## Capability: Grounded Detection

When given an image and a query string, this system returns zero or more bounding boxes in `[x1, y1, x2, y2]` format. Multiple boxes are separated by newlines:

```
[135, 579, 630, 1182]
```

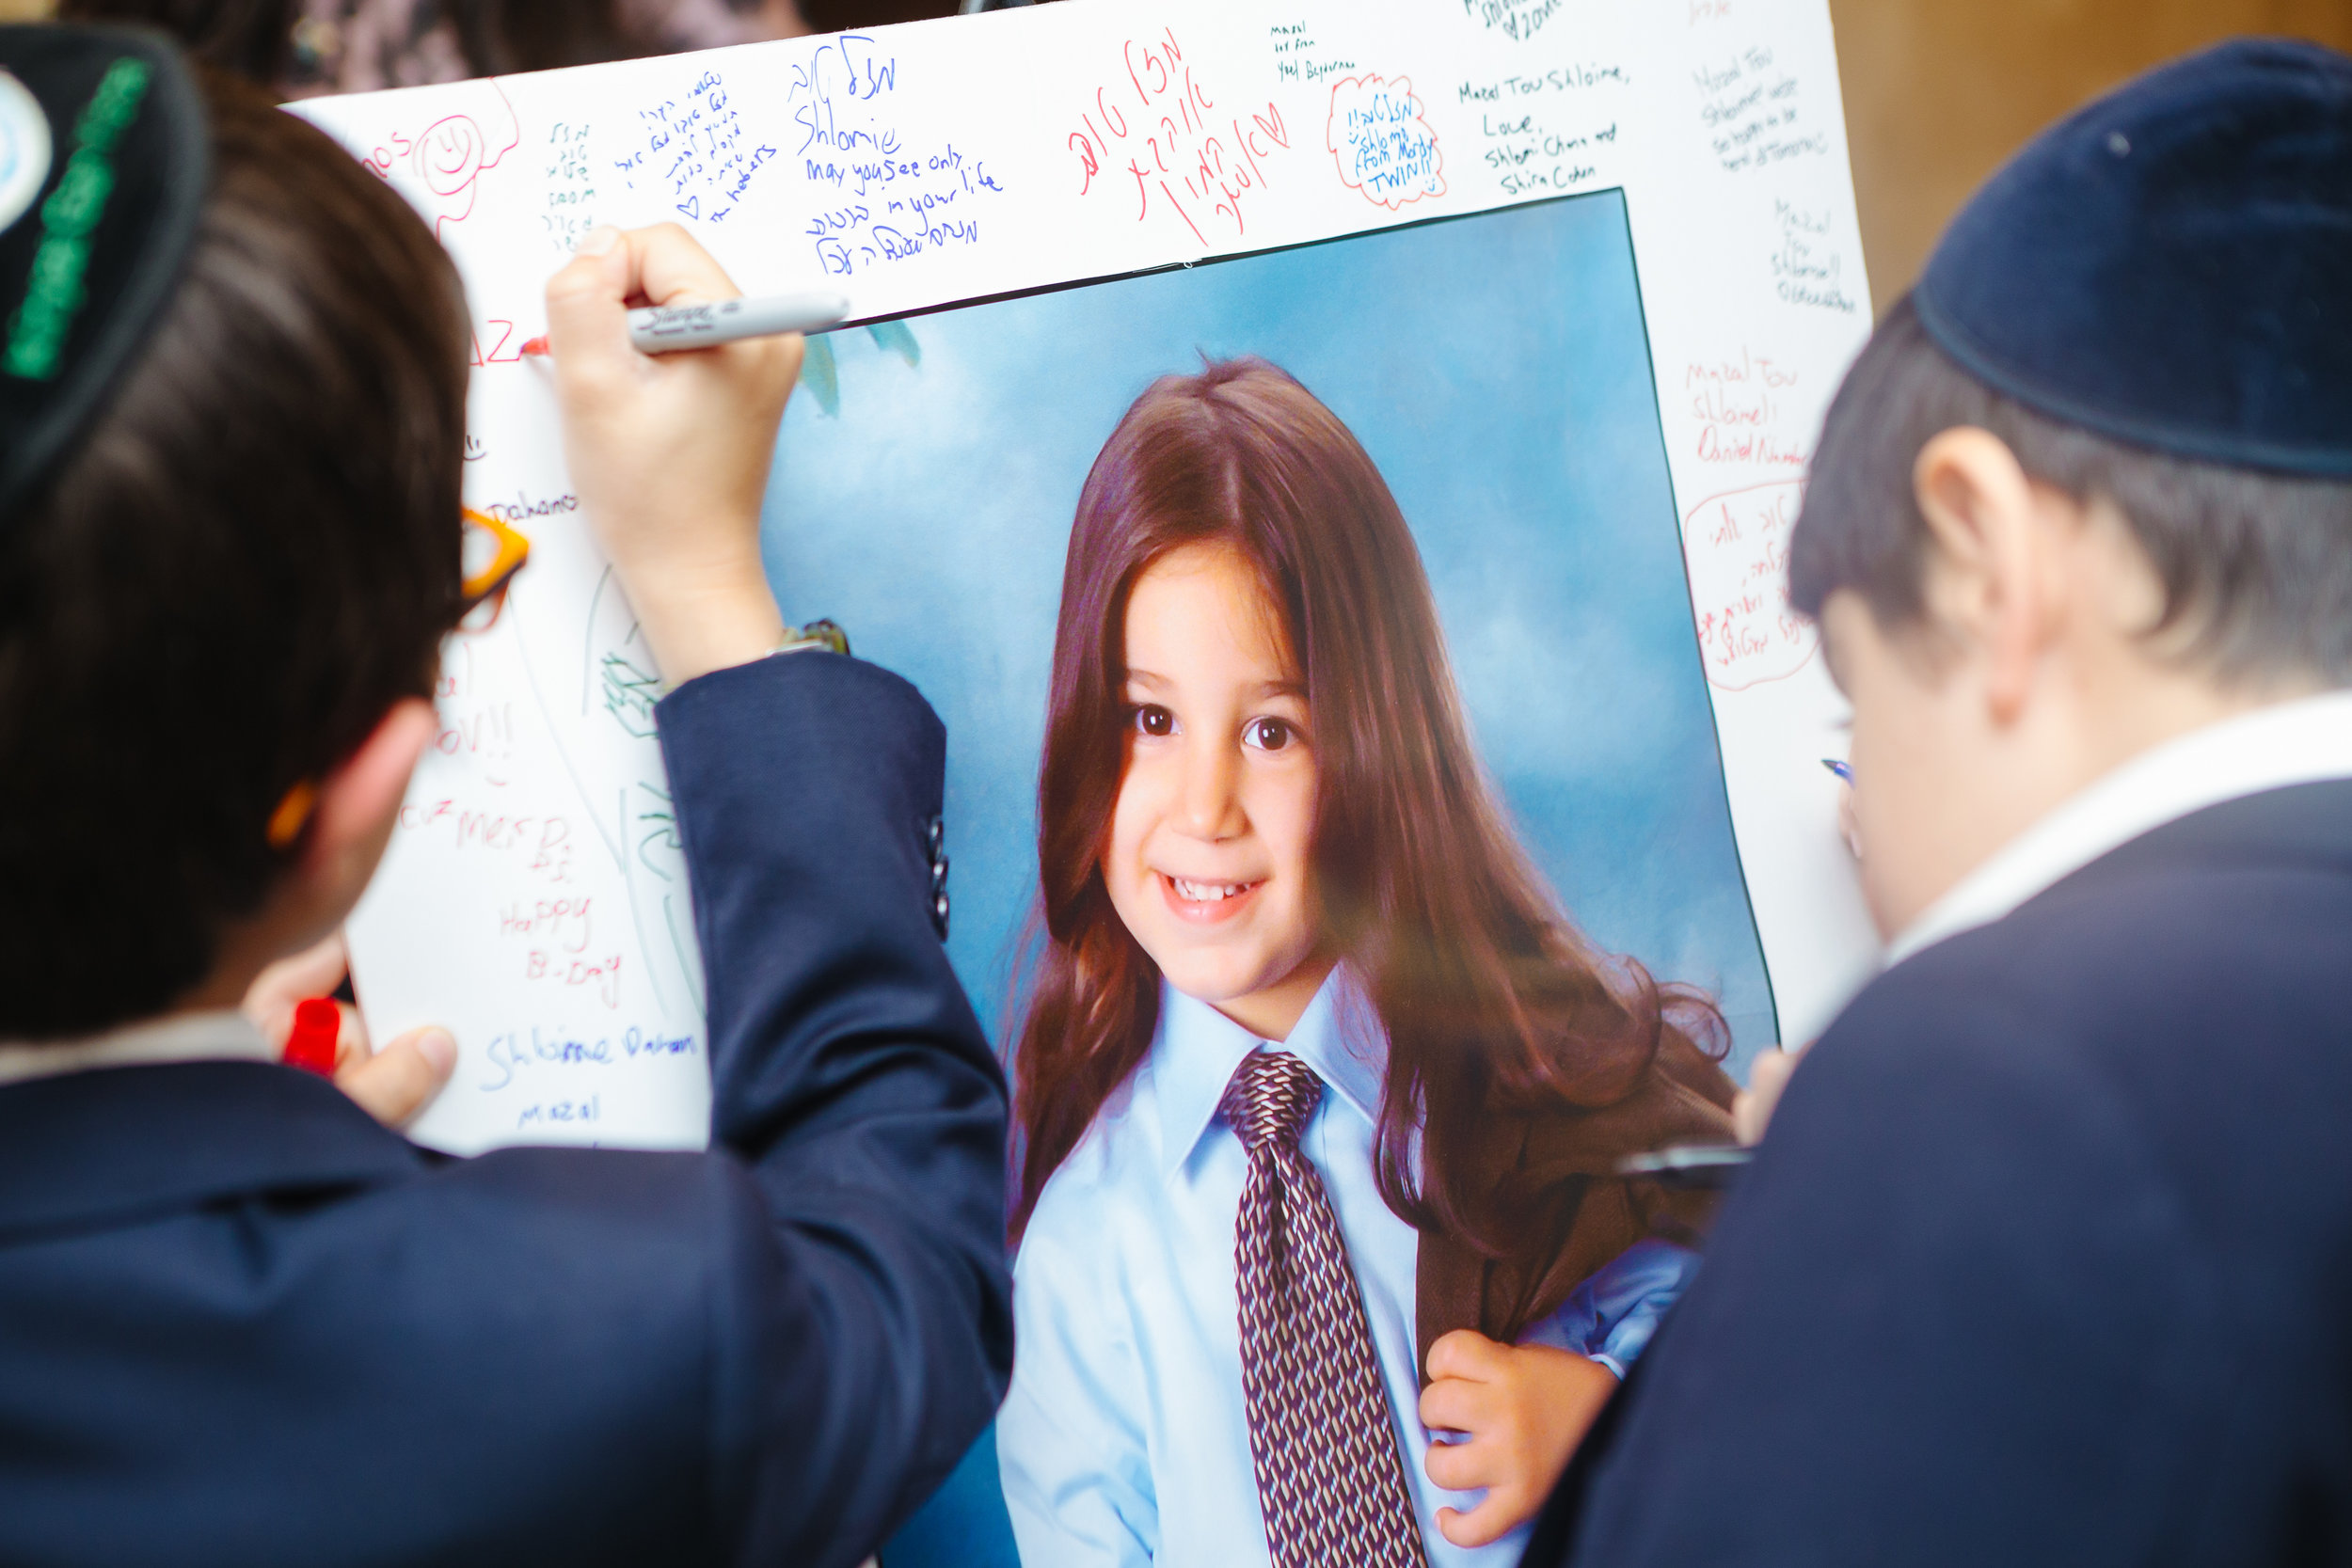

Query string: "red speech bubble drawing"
[1326, 74, 1444, 211]
[1683, 480, 1817, 689]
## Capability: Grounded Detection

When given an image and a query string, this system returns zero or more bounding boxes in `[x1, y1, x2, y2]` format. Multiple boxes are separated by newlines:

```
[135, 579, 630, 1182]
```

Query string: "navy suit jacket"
[0, 654, 1012, 1568]
[1526, 779, 2352, 1567]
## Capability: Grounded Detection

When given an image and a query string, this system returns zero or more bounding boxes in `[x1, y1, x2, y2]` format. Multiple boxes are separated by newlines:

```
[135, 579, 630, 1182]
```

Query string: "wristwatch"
[771, 618, 850, 658]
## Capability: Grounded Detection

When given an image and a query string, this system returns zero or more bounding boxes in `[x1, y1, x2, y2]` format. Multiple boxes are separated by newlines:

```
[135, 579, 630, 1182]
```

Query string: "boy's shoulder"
[0, 1063, 755, 1564]
[0, 1060, 745, 1343]
[1864, 780, 2352, 1096]
[1566, 787, 2352, 1567]
[1804, 782, 2352, 1259]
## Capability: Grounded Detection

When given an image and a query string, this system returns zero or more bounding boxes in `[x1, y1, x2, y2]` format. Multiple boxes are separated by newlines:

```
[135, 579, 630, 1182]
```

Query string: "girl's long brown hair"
[1011, 358, 1724, 1259]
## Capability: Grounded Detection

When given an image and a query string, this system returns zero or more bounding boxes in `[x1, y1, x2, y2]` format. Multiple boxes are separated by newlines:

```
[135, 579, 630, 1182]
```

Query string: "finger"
[1425, 1328, 1510, 1386]
[1737, 1046, 1805, 1145]
[630, 221, 746, 309]
[335, 1025, 456, 1130]
[1736, 1049, 1788, 1143]
[1422, 1431, 1498, 1494]
[762, 327, 806, 400]
[1419, 1375, 1495, 1436]
[1437, 1486, 1528, 1549]
[1731, 1086, 1763, 1147]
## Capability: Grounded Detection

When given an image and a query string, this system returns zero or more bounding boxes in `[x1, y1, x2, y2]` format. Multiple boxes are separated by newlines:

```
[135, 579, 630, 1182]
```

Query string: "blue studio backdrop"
[762, 187, 1774, 1065]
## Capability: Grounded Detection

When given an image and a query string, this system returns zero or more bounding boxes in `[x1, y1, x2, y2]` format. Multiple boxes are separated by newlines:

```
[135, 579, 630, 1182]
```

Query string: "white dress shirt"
[1889, 689, 2352, 964]
[0, 1009, 273, 1086]
[998, 969, 1692, 1568]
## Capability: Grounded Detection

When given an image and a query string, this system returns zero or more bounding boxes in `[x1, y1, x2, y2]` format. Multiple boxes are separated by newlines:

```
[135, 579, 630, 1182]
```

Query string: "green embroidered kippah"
[0, 25, 208, 522]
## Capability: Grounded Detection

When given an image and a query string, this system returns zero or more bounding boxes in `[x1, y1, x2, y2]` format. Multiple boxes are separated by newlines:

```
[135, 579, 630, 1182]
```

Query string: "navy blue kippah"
[1915, 38, 2352, 477]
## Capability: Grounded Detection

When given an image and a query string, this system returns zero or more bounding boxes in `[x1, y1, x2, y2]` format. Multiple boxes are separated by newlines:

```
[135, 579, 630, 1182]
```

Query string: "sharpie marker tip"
[518, 335, 551, 357]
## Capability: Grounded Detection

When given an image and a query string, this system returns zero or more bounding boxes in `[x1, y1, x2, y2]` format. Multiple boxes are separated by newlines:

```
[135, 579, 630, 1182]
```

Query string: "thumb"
[335, 1025, 457, 1130]
[1437, 1490, 1524, 1550]
[544, 226, 636, 379]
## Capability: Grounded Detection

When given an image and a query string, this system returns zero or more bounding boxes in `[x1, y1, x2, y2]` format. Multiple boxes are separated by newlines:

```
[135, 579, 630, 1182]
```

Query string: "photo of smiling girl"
[996, 358, 1740, 1568]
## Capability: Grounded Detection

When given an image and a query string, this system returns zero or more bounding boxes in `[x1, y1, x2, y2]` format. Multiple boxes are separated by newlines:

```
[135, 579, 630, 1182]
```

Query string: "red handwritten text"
[1067, 28, 1292, 245]
[1682, 481, 1816, 689]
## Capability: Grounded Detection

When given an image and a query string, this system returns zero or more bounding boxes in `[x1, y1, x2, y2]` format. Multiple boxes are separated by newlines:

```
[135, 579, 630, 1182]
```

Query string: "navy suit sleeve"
[1547, 956, 2234, 1568]
[656, 653, 1011, 1568]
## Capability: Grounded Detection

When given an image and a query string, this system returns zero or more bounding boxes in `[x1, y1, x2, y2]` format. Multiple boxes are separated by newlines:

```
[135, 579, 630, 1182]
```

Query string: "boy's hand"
[1734, 1043, 1810, 1145]
[1419, 1330, 1619, 1547]
[544, 224, 797, 686]
[243, 932, 456, 1130]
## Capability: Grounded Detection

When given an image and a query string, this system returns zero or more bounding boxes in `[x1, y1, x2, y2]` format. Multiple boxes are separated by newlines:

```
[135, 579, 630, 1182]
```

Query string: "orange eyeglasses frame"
[458, 507, 531, 631]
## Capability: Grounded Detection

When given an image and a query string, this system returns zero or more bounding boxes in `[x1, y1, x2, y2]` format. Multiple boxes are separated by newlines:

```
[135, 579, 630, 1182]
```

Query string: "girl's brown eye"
[1243, 717, 1294, 752]
[1132, 704, 1176, 738]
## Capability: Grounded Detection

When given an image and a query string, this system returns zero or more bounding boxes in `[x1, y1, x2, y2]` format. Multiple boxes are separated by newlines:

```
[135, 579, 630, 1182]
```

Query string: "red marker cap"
[283, 998, 342, 1077]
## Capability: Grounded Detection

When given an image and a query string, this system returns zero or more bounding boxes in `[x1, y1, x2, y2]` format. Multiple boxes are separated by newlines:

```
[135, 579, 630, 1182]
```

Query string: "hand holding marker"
[1822, 758, 1863, 860]
[520, 291, 852, 356]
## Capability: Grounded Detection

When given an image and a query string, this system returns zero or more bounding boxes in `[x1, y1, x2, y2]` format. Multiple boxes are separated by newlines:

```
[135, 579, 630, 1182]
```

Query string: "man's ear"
[1911, 427, 2056, 725]
[293, 698, 436, 926]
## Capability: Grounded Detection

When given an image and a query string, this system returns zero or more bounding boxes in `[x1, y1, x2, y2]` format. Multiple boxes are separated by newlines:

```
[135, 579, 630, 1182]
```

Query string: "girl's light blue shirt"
[998, 970, 1695, 1568]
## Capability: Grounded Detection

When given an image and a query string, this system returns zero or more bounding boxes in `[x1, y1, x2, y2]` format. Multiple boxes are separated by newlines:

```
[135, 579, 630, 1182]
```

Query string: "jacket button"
[927, 815, 945, 856]
[930, 853, 949, 893]
[931, 891, 950, 940]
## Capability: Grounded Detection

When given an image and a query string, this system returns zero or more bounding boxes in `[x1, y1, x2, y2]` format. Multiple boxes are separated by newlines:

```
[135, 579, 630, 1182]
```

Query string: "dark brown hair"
[0, 71, 467, 1037]
[57, 0, 956, 91]
[57, 0, 638, 87]
[1011, 358, 1724, 1254]
[1790, 295, 2352, 684]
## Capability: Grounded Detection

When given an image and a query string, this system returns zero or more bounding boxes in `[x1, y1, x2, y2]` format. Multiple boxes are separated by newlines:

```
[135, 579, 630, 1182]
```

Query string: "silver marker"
[626, 292, 852, 353]
[520, 293, 852, 357]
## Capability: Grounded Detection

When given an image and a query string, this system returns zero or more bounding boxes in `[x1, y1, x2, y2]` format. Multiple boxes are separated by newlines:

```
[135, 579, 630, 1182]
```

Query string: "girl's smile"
[1157, 873, 1265, 923]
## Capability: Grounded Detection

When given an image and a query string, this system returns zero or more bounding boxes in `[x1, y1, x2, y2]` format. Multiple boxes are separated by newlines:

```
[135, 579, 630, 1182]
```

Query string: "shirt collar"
[0, 1008, 277, 1087]
[1888, 689, 2352, 965]
[1152, 967, 1389, 1180]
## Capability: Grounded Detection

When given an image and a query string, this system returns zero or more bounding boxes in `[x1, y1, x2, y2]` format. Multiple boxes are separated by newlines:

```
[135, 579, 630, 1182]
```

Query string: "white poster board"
[300, 0, 1878, 1155]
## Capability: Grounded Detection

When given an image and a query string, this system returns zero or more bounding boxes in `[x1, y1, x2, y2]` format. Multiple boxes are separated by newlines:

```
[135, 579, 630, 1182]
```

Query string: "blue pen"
[1821, 758, 1855, 784]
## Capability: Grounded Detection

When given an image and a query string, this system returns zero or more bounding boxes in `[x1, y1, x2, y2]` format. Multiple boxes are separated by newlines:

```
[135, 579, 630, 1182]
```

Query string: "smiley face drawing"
[418, 115, 486, 198]
[401, 84, 520, 237]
